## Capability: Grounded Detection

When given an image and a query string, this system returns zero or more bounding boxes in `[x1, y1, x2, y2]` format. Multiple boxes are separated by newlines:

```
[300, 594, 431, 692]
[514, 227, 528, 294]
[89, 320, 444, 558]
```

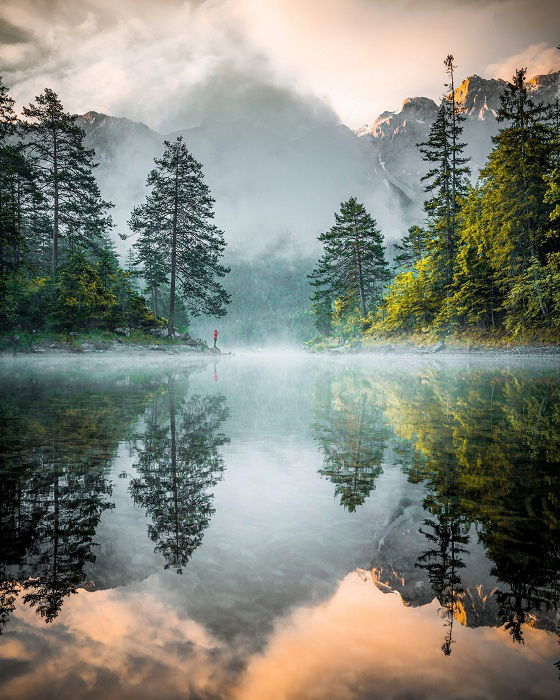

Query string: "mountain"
[358, 70, 560, 205]
[76, 69, 559, 263]
[77, 111, 404, 259]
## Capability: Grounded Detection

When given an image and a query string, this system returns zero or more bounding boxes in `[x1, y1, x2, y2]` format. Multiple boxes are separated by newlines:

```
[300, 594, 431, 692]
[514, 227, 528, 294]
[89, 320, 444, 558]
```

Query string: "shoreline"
[306, 341, 560, 358]
[0, 331, 223, 356]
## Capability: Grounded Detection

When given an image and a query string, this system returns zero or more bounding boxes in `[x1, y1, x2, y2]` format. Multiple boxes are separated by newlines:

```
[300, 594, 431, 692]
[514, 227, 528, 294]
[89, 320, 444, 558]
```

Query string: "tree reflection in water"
[314, 367, 560, 664]
[130, 376, 229, 574]
[0, 371, 157, 633]
[0, 368, 229, 633]
[312, 373, 389, 512]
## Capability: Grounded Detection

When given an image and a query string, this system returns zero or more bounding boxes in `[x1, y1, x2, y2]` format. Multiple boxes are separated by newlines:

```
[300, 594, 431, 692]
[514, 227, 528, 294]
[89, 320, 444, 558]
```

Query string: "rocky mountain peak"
[81, 110, 108, 123]
[527, 70, 560, 104]
[401, 96, 438, 119]
[453, 75, 506, 120]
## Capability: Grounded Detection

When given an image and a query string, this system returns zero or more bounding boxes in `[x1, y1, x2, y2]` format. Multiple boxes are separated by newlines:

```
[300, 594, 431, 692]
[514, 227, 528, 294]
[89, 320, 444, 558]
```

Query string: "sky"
[0, 0, 559, 132]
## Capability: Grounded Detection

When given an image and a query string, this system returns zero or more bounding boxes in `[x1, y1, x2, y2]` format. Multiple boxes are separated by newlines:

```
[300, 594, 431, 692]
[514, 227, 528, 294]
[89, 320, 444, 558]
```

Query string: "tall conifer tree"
[418, 55, 470, 295]
[131, 137, 230, 335]
[309, 197, 388, 320]
[478, 69, 556, 321]
[128, 198, 167, 322]
[23, 89, 113, 272]
[0, 77, 46, 276]
[393, 225, 428, 270]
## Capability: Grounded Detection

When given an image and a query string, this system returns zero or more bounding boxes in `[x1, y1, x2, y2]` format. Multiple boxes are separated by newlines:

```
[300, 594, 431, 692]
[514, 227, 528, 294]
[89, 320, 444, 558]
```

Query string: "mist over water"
[0, 352, 559, 699]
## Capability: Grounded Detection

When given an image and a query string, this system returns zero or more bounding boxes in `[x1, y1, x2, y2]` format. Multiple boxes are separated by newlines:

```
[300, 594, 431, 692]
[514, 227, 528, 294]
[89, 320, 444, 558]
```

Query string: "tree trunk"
[168, 153, 179, 336]
[52, 127, 59, 274]
[152, 285, 158, 322]
[354, 223, 367, 317]
[168, 377, 180, 569]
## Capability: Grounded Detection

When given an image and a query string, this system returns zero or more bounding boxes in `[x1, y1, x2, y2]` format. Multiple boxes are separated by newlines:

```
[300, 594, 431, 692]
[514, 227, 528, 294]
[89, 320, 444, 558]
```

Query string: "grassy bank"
[305, 329, 560, 354]
[0, 329, 210, 354]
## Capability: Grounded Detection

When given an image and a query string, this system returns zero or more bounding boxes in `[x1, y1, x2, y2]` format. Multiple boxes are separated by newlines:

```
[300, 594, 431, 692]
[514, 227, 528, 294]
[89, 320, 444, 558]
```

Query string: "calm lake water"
[1, 351, 559, 700]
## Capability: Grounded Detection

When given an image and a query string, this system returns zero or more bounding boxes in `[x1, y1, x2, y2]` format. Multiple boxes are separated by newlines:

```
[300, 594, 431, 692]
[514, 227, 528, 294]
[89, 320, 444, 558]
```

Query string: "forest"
[309, 57, 560, 346]
[0, 79, 229, 345]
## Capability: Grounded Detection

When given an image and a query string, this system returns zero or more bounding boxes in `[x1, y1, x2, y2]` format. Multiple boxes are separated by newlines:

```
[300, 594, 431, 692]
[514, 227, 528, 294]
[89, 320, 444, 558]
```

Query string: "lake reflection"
[0, 353, 559, 699]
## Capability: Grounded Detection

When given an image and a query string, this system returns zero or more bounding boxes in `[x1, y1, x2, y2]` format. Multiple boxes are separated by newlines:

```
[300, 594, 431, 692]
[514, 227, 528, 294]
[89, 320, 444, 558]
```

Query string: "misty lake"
[0, 352, 559, 699]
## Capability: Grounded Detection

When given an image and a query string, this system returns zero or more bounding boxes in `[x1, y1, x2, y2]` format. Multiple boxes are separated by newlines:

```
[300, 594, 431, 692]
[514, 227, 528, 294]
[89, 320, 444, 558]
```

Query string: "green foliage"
[3, 249, 152, 332]
[370, 65, 560, 341]
[130, 136, 230, 335]
[393, 225, 428, 270]
[378, 257, 439, 333]
[418, 56, 470, 293]
[309, 197, 389, 339]
[23, 87, 113, 272]
[312, 372, 389, 512]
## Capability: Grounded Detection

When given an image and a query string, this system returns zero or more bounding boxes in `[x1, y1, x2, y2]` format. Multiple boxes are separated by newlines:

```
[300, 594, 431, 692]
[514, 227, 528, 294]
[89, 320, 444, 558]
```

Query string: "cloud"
[234, 572, 559, 699]
[0, 0, 558, 130]
[486, 41, 560, 81]
[2, 571, 558, 699]
[0, 17, 31, 44]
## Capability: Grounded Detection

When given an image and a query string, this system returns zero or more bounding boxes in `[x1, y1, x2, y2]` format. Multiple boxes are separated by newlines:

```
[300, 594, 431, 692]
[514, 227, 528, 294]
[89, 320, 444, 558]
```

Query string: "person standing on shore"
[213, 329, 218, 348]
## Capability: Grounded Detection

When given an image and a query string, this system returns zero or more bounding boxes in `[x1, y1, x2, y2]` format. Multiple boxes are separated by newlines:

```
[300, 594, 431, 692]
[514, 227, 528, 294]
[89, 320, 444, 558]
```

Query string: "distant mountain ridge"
[76, 69, 559, 255]
[358, 69, 560, 204]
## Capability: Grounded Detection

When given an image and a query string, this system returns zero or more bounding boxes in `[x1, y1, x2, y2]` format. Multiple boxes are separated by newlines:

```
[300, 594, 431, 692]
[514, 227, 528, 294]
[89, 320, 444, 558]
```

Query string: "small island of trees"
[0, 79, 229, 347]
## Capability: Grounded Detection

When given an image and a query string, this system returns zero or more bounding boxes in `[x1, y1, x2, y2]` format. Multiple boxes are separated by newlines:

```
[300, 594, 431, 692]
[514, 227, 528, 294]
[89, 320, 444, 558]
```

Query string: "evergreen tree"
[131, 137, 230, 335]
[312, 374, 389, 512]
[23, 88, 113, 272]
[477, 68, 557, 323]
[418, 55, 470, 294]
[310, 290, 333, 337]
[0, 76, 46, 277]
[393, 225, 428, 270]
[131, 380, 229, 573]
[444, 186, 500, 328]
[309, 197, 388, 322]
[128, 198, 167, 322]
[417, 492, 470, 656]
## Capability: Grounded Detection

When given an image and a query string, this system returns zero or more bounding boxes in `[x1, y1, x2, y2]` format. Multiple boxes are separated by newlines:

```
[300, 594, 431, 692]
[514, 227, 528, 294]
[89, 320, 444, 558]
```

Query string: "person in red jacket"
[213, 329, 218, 348]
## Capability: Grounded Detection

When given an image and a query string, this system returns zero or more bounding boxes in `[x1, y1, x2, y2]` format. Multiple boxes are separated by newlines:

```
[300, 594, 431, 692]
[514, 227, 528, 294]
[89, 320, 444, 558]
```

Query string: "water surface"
[0, 352, 559, 699]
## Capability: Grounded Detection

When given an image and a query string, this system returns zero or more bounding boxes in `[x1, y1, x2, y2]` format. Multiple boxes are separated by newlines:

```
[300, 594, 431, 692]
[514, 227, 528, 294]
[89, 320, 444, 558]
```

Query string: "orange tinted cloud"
[2, 571, 558, 699]
[234, 572, 559, 700]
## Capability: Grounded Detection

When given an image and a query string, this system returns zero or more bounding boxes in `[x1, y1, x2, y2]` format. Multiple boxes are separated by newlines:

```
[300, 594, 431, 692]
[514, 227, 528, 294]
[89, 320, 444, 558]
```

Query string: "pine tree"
[131, 137, 230, 335]
[131, 381, 229, 573]
[418, 55, 470, 294]
[479, 68, 556, 322]
[0, 75, 16, 139]
[0, 76, 46, 276]
[393, 225, 428, 270]
[444, 186, 500, 329]
[128, 198, 167, 322]
[309, 197, 388, 322]
[312, 375, 389, 512]
[23, 89, 113, 272]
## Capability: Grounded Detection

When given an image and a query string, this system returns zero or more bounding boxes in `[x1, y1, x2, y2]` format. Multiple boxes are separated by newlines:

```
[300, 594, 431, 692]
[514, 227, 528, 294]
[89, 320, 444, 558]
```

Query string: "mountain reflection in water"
[0, 353, 559, 699]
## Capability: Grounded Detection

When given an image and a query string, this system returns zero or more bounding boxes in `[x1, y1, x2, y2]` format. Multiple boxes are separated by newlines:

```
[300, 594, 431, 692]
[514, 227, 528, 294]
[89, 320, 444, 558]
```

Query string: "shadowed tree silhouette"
[0, 369, 160, 630]
[416, 493, 470, 656]
[131, 377, 229, 573]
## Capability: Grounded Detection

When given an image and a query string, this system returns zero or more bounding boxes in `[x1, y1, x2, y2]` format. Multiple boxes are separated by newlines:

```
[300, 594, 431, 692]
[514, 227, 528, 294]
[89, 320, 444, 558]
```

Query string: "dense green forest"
[0, 78, 228, 339]
[310, 59, 560, 345]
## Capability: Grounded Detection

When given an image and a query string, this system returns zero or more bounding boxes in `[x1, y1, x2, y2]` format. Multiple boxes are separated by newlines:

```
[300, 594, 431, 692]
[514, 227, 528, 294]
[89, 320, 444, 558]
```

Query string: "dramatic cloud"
[487, 41, 560, 81]
[3, 572, 558, 698]
[0, 0, 558, 130]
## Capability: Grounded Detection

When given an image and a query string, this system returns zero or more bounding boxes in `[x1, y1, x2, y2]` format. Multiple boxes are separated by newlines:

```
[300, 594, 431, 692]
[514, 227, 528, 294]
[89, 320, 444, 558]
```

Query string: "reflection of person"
[213, 329, 218, 348]
[213, 363, 218, 383]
